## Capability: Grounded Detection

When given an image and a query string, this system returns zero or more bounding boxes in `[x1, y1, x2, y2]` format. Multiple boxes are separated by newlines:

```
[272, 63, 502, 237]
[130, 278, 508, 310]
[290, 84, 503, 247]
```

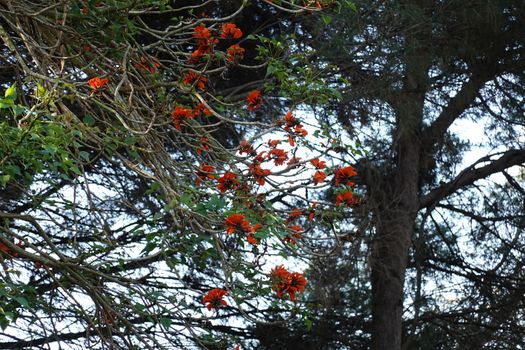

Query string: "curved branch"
[420, 149, 525, 208]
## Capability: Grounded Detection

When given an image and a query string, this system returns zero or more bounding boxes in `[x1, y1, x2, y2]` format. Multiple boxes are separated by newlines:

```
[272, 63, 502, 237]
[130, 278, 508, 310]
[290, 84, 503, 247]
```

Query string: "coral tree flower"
[226, 44, 245, 63]
[313, 170, 326, 185]
[225, 214, 262, 245]
[196, 163, 215, 186]
[246, 90, 262, 111]
[239, 139, 255, 156]
[267, 148, 288, 166]
[202, 288, 228, 311]
[88, 77, 109, 89]
[270, 265, 307, 301]
[217, 172, 240, 193]
[249, 162, 271, 185]
[183, 71, 207, 90]
[311, 158, 326, 169]
[225, 214, 251, 234]
[220, 23, 243, 39]
[336, 190, 357, 206]
[334, 165, 357, 187]
[283, 112, 308, 145]
[171, 106, 194, 130]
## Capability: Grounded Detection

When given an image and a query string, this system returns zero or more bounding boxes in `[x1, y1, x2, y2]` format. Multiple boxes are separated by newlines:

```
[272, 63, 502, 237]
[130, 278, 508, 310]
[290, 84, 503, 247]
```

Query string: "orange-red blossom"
[88, 77, 109, 89]
[270, 265, 307, 301]
[202, 288, 228, 310]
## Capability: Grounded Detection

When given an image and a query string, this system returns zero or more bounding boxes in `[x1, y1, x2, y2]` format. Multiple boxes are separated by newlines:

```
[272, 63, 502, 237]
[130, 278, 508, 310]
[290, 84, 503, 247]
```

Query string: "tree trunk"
[370, 96, 423, 349]
[370, 208, 416, 349]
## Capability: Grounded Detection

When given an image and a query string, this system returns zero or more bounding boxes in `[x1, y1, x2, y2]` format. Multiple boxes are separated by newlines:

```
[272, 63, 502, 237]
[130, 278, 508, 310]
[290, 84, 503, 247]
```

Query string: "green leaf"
[83, 115, 96, 126]
[79, 151, 90, 161]
[5, 85, 16, 100]
[13, 296, 30, 308]
[344, 0, 357, 11]
[159, 317, 172, 328]
[0, 99, 14, 108]
[12, 105, 25, 117]
[36, 83, 46, 97]
[0, 175, 10, 186]
[321, 15, 332, 25]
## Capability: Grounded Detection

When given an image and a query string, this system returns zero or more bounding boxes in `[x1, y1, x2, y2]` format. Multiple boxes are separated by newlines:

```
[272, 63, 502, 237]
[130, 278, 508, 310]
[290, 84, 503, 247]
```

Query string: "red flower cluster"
[246, 90, 262, 111]
[194, 102, 212, 117]
[217, 171, 240, 193]
[225, 214, 262, 245]
[335, 191, 359, 206]
[311, 158, 326, 169]
[282, 112, 308, 146]
[183, 70, 207, 90]
[287, 208, 303, 222]
[249, 162, 271, 186]
[270, 265, 307, 301]
[171, 106, 194, 130]
[220, 23, 243, 39]
[193, 25, 218, 51]
[88, 77, 109, 89]
[239, 139, 255, 155]
[334, 165, 357, 187]
[202, 288, 228, 310]
[313, 170, 326, 185]
[227, 44, 245, 63]
[196, 163, 215, 186]
[267, 148, 288, 166]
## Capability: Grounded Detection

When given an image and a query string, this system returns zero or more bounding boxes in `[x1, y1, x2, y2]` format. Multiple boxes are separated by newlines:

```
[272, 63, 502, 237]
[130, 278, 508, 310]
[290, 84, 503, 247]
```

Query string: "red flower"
[171, 106, 194, 130]
[88, 77, 109, 89]
[287, 208, 303, 222]
[270, 265, 291, 299]
[246, 90, 262, 111]
[225, 214, 250, 234]
[267, 139, 279, 148]
[183, 71, 207, 90]
[217, 171, 240, 193]
[194, 102, 212, 117]
[283, 112, 308, 142]
[311, 158, 326, 169]
[196, 163, 215, 186]
[225, 214, 262, 245]
[202, 288, 228, 310]
[239, 139, 255, 155]
[267, 148, 288, 166]
[188, 48, 206, 64]
[270, 265, 308, 301]
[194, 25, 213, 42]
[334, 165, 357, 187]
[286, 272, 308, 301]
[313, 170, 326, 185]
[226, 44, 245, 63]
[249, 163, 271, 185]
[247, 223, 262, 245]
[220, 23, 243, 39]
[335, 190, 358, 206]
